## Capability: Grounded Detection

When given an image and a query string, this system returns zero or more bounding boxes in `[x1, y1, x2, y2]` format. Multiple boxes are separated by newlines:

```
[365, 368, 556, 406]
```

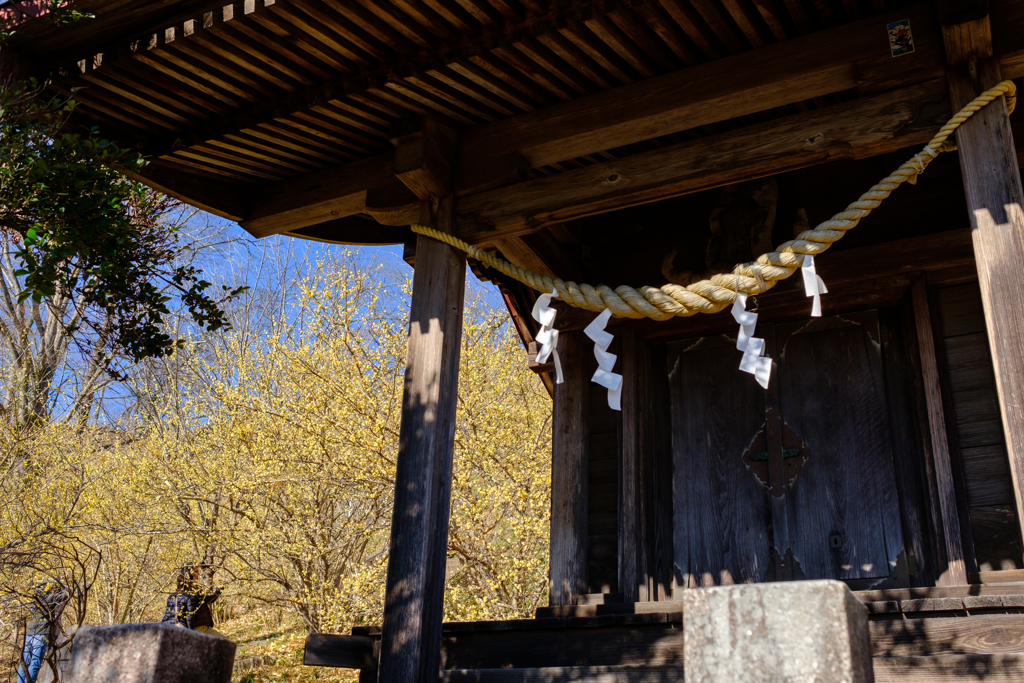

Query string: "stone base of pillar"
[683, 580, 874, 682]
[70, 623, 236, 683]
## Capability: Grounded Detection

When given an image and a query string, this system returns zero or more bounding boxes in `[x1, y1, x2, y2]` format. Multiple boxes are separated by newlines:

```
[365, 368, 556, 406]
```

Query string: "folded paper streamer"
[731, 293, 772, 389]
[584, 308, 623, 411]
[531, 288, 563, 384]
[802, 255, 828, 318]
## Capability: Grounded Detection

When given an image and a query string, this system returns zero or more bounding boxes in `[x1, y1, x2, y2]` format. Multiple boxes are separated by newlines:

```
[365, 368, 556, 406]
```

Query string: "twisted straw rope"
[412, 81, 1016, 321]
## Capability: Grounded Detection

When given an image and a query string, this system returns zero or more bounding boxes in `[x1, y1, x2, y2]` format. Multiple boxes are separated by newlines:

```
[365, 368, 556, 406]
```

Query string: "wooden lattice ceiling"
[5, 0, 1023, 247]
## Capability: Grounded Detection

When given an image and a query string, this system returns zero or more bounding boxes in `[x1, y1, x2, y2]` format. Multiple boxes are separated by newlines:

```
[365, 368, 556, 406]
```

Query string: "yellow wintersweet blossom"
[1, 253, 552, 670]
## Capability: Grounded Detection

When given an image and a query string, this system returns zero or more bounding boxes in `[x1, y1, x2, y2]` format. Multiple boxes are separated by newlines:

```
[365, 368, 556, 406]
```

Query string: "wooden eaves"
[5, 1, 1024, 262]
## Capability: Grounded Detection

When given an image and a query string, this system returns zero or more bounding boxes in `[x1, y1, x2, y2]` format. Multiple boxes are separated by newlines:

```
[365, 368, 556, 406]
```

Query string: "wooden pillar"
[619, 333, 673, 602]
[377, 198, 464, 683]
[942, 7, 1024, 567]
[911, 279, 968, 585]
[619, 331, 647, 603]
[550, 330, 589, 606]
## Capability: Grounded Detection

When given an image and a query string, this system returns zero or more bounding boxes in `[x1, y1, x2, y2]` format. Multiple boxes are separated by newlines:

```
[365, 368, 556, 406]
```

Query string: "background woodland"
[0, 209, 553, 681]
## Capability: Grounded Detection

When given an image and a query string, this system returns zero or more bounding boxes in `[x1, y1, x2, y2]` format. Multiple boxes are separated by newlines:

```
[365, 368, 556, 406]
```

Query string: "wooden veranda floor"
[305, 583, 1024, 682]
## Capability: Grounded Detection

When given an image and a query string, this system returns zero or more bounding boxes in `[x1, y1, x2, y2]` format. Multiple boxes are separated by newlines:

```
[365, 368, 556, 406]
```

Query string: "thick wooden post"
[911, 279, 968, 585]
[943, 9, 1024, 567]
[619, 331, 647, 603]
[377, 197, 465, 683]
[550, 330, 589, 606]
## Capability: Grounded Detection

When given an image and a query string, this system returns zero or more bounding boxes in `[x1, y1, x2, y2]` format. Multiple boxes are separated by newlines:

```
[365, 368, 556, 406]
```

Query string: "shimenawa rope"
[411, 81, 1017, 321]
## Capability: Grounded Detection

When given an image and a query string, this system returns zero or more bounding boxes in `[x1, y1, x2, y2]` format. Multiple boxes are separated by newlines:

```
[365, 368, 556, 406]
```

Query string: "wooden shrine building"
[6, 0, 1024, 680]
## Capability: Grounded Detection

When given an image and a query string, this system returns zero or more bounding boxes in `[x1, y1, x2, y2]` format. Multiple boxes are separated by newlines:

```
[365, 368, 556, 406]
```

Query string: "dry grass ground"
[221, 608, 358, 683]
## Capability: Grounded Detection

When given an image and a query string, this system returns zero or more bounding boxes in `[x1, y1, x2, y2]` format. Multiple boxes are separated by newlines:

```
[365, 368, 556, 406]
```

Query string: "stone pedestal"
[683, 580, 873, 683]
[70, 623, 235, 683]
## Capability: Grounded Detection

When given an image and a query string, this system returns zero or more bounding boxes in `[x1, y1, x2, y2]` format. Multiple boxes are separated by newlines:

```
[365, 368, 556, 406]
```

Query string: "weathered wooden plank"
[441, 666, 683, 683]
[970, 505, 1024, 571]
[550, 331, 590, 606]
[128, 162, 250, 221]
[873, 653, 1024, 682]
[668, 335, 771, 588]
[761, 327, 791, 582]
[307, 614, 1024, 678]
[912, 278, 968, 585]
[936, 284, 987, 337]
[240, 152, 394, 237]
[859, 583, 1024, 603]
[962, 444, 1015, 508]
[647, 342, 673, 602]
[880, 306, 937, 587]
[303, 634, 376, 669]
[455, 3, 943, 183]
[955, 413, 1004, 451]
[438, 624, 684, 671]
[618, 333, 671, 603]
[944, 333, 999, 394]
[946, 41, 1024, 571]
[392, 115, 459, 200]
[619, 332, 646, 603]
[871, 614, 1024, 657]
[287, 216, 411, 244]
[974, 568, 1024, 584]
[588, 360, 620, 595]
[776, 314, 904, 582]
[455, 80, 952, 244]
[378, 198, 466, 683]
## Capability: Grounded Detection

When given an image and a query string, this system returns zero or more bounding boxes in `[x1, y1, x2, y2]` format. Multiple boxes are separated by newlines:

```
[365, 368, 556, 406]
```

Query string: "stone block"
[70, 623, 235, 683]
[682, 580, 873, 683]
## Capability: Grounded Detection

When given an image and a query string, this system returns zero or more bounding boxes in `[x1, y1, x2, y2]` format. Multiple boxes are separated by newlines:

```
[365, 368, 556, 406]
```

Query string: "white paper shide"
[531, 288, 563, 384]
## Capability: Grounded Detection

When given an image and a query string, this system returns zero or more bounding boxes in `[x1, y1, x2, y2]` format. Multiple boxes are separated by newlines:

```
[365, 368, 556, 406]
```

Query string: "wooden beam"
[937, 0, 990, 27]
[454, 3, 945, 187]
[239, 153, 394, 238]
[391, 115, 459, 201]
[130, 162, 249, 221]
[377, 198, 466, 683]
[454, 79, 952, 244]
[286, 216, 411, 245]
[304, 634, 377, 669]
[364, 179, 422, 227]
[550, 229, 975, 337]
[912, 278, 968, 586]
[944, 16, 1024, 584]
[550, 330, 589, 607]
[492, 228, 584, 283]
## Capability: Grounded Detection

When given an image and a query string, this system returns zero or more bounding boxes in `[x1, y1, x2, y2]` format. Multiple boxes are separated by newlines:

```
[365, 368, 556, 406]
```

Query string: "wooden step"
[873, 654, 1024, 682]
[307, 614, 1024, 682]
[577, 593, 625, 606]
[871, 614, 1024, 657]
[440, 665, 682, 682]
[537, 584, 1024, 619]
[435, 655, 1024, 682]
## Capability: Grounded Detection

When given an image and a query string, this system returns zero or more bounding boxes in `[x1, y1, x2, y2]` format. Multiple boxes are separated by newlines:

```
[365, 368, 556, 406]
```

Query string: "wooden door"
[668, 312, 905, 587]
[668, 335, 772, 588]
[775, 313, 904, 581]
